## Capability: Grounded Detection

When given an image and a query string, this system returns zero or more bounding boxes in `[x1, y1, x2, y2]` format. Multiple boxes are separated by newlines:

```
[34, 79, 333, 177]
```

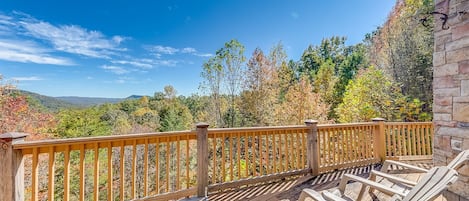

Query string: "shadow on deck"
[208, 160, 436, 201]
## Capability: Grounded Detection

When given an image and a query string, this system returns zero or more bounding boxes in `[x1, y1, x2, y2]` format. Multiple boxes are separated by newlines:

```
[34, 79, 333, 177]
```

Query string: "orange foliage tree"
[0, 77, 55, 139]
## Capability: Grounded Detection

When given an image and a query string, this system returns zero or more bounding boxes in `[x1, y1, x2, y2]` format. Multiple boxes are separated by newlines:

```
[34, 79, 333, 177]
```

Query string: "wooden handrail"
[13, 131, 195, 150]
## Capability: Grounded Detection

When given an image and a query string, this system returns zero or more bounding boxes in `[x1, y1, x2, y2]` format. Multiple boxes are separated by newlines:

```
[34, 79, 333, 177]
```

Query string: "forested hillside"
[0, 0, 434, 139]
[17, 90, 77, 111]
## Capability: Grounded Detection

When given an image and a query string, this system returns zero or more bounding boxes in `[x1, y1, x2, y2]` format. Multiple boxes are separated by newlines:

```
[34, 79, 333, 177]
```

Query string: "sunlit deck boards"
[207, 160, 448, 201]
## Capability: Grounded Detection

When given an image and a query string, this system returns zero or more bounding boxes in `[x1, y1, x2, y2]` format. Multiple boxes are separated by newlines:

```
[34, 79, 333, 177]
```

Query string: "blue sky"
[0, 0, 395, 98]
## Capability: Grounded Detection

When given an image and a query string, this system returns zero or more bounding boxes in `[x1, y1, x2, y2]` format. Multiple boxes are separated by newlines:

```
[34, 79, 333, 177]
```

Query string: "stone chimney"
[433, 0, 469, 199]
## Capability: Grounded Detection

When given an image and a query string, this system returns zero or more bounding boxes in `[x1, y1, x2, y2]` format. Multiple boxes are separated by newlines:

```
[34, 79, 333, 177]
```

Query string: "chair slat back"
[447, 150, 469, 170]
[402, 166, 458, 201]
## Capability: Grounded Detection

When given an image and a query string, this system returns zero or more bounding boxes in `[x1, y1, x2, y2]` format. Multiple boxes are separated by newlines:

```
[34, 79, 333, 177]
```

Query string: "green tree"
[158, 87, 193, 131]
[336, 67, 404, 122]
[217, 39, 246, 127]
[200, 57, 224, 127]
[56, 107, 111, 138]
[200, 39, 246, 127]
[100, 105, 132, 134]
[313, 59, 338, 107]
[298, 45, 322, 81]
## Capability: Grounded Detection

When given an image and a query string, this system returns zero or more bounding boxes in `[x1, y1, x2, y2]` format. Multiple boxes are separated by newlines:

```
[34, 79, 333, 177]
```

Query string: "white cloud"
[112, 35, 127, 44]
[11, 76, 43, 81]
[0, 12, 125, 59]
[111, 60, 153, 69]
[148, 45, 212, 57]
[194, 52, 213, 57]
[100, 65, 129, 74]
[181, 47, 196, 53]
[156, 60, 178, 66]
[0, 12, 212, 69]
[0, 14, 15, 26]
[0, 39, 74, 65]
[20, 20, 125, 58]
[150, 45, 179, 55]
[138, 58, 178, 67]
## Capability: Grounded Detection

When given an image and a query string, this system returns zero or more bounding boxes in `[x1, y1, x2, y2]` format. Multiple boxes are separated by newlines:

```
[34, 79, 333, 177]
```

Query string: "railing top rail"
[13, 130, 195, 150]
[207, 125, 309, 133]
[318, 122, 376, 129]
[384, 122, 433, 126]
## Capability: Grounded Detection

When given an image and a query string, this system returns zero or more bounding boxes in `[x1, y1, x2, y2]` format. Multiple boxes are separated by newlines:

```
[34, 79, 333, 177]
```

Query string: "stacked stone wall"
[433, 0, 469, 199]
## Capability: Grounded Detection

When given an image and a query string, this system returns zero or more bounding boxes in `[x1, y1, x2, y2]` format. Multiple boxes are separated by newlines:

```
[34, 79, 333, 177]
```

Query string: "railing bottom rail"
[136, 188, 197, 201]
[208, 168, 311, 192]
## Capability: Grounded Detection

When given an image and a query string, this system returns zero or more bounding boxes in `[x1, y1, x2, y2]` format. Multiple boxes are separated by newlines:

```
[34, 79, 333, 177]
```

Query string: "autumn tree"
[280, 75, 330, 124]
[367, 0, 434, 115]
[0, 76, 56, 139]
[240, 48, 279, 126]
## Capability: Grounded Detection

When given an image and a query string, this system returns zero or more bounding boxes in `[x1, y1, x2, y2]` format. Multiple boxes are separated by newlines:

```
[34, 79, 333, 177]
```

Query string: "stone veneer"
[433, 0, 469, 199]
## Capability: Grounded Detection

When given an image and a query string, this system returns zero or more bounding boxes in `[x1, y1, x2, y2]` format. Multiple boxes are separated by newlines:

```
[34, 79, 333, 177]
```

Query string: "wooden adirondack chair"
[365, 149, 469, 194]
[298, 166, 459, 201]
[380, 149, 469, 174]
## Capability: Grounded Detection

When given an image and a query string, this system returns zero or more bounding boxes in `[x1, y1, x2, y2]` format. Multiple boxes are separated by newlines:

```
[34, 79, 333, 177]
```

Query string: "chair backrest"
[402, 166, 458, 201]
[447, 149, 469, 170]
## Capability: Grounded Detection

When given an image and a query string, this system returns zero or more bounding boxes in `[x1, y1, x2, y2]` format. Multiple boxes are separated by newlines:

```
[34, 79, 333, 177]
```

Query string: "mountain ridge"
[17, 90, 144, 110]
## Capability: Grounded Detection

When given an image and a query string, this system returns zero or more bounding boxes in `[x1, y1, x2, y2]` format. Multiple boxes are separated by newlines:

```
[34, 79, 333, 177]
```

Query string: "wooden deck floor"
[207, 160, 448, 201]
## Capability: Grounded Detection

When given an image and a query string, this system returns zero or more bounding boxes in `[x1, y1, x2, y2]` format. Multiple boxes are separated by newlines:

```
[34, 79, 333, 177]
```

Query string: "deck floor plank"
[205, 160, 449, 201]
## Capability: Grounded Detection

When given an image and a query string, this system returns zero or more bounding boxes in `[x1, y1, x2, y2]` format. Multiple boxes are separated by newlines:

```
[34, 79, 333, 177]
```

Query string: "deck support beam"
[372, 118, 386, 162]
[0, 132, 28, 201]
[196, 123, 210, 198]
[305, 120, 319, 176]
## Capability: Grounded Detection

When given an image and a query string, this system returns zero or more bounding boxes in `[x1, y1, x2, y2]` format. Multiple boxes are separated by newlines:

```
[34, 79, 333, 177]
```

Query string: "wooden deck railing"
[317, 123, 379, 173]
[384, 122, 433, 160]
[0, 119, 433, 201]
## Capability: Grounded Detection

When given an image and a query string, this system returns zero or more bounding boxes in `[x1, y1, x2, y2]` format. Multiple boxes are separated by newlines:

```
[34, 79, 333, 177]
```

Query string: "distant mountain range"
[55, 96, 123, 106]
[17, 90, 143, 111]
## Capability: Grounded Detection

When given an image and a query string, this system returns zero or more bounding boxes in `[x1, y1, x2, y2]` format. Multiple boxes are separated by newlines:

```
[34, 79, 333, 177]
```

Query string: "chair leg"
[368, 171, 377, 193]
[357, 183, 367, 201]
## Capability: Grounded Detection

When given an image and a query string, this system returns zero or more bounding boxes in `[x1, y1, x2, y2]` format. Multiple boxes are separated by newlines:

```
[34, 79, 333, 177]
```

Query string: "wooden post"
[196, 123, 209, 197]
[0, 132, 28, 201]
[372, 118, 386, 162]
[305, 120, 319, 176]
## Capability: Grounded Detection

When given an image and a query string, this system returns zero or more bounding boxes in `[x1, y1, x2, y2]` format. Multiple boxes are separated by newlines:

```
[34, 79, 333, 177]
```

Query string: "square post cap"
[304, 120, 318, 125]
[196, 123, 210, 128]
[0, 132, 29, 140]
[371, 118, 386, 122]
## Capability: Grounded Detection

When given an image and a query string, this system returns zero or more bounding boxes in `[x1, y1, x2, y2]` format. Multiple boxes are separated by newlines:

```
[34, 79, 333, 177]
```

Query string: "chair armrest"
[298, 188, 327, 201]
[338, 173, 407, 198]
[322, 191, 348, 201]
[381, 160, 429, 173]
[370, 170, 418, 186]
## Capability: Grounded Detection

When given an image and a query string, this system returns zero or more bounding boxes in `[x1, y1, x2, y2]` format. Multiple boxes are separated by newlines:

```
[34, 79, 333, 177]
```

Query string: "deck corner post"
[305, 120, 319, 176]
[196, 123, 209, 198]
[372, 118, 386, 162]
[0, 132, 28, 201]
